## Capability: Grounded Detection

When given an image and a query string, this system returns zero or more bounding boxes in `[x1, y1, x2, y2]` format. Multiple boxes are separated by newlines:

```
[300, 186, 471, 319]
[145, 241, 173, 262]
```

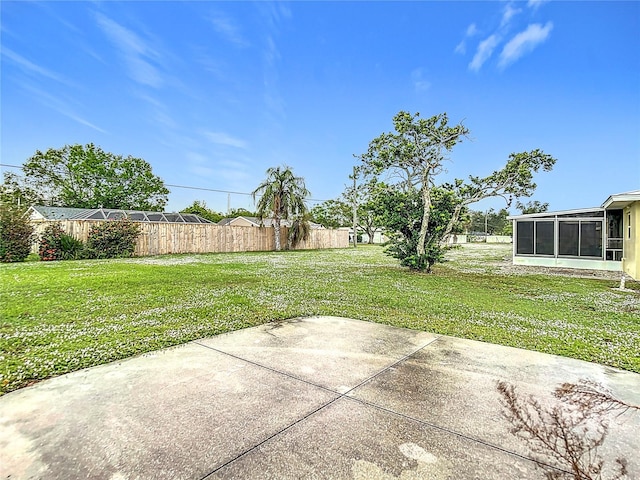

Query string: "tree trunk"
[439, 203, 464, 247]
[274, 218, 282, 251]
[417, 173, 431, 256]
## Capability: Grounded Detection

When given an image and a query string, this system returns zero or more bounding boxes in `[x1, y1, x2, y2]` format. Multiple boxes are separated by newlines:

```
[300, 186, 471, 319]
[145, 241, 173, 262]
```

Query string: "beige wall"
[31, 221, 349, 256]
[623, 202, 640, 280]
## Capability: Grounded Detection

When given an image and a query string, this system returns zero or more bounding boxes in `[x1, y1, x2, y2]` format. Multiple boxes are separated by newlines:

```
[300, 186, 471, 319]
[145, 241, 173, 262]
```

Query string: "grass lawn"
[1, 243, 638, 395]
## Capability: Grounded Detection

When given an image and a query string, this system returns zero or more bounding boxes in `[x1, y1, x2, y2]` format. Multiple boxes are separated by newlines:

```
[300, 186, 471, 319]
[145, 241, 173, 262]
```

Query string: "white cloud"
[527, 0, 550, 10]
[202, 131, 248, 149]
[469, 34, 500, 72]
[95, 13, 163, 88]
[455, 23, 479, 54]
[501, 3, 522, 28]
[498, 22, 553, 69]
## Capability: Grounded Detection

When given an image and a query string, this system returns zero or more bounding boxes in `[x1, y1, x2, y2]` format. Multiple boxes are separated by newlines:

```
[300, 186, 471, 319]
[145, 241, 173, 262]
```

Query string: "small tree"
[227, 207, 257, 218]
[180, 200, 224, 223]
[0, 203, 34, 262]
[252, 165, 310, 251]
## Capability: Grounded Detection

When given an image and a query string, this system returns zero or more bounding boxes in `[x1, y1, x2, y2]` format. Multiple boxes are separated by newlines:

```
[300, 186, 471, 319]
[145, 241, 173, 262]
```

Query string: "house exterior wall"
[228, 217, 256, 227]
[623, 202, 639, 280]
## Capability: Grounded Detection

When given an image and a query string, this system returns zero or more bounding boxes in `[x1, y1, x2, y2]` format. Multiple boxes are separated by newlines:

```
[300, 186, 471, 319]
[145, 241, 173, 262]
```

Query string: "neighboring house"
[508, 190, 640, 280]
[217, 216, 324, 229]
[28, 206, 212, 224]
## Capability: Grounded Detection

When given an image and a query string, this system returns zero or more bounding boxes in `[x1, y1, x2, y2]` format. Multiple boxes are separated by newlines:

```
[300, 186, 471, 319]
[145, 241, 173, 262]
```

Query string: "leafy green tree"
[0, 172, 45, 208]
[180, 200, 224, 223]
[227, 207, 257, 218]
[516, 200, 549, 214]
[361, 111, 469, 260]
[310, 199, 351, 228]
[371, 185, 461, 271]
[468, 209, 511, 235]
[438, 150, 555, 243]
[20, 143, 169, 210]
[252, 165, 310, 251]
[360, 111, 556, 271]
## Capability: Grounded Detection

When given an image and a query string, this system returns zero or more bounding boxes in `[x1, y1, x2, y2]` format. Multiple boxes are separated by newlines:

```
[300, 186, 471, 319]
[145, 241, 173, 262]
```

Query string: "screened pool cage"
[510, 208, 623, 271]
[29, 206, 212, 224]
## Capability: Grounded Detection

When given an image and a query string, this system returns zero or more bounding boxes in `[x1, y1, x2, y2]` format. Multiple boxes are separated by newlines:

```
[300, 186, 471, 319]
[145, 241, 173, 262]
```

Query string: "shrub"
[0, 204, 35, 262]
[38, 224, 85, 261]
[85, 218, 141, 259]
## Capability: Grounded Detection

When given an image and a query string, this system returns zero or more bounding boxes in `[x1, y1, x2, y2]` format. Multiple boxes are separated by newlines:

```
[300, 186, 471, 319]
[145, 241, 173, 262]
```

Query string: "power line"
[0, 163, 330, 203]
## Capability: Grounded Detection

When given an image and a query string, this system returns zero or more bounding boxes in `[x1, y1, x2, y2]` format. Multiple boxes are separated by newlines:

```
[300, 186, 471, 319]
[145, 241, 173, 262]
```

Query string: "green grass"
[1, 244, 638, 395]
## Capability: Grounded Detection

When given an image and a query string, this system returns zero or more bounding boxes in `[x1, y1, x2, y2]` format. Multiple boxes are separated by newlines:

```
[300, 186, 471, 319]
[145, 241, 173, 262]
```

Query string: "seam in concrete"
[194, 337, 440, 478]
[193, 335, 567, 478]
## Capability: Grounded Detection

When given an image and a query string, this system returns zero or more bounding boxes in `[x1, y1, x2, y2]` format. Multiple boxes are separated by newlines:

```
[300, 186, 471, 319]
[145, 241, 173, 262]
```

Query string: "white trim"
[513, 255, 622, 272]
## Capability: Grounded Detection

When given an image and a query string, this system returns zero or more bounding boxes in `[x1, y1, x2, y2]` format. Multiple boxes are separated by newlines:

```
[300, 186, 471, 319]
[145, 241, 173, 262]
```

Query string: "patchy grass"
[1, 244, 638, 394]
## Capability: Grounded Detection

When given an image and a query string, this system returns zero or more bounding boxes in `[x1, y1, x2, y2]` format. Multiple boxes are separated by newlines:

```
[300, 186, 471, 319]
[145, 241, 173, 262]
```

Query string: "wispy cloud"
[207, 11, 249, 47]
[527, 0, 550, 11]
[202, 131, 248, 149]
[498, 22, 553, 69]
[21, 83, 107, 134]
[95, 13, 163, 88]
[411, 68, 431, 92]
[469, 34, 500, 72]
[454, 23, 479, 55]
[501, 3, 522, 28]
[2, 47, 75, 86]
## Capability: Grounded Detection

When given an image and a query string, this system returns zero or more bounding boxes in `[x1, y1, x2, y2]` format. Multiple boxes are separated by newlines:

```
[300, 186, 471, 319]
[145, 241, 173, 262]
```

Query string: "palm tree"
[252, 165, 310, 251]
[287, 212, 312, 250]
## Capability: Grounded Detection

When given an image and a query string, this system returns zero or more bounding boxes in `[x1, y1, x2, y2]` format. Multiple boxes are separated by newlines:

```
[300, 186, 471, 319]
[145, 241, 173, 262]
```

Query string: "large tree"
[252, 165, 310, 251]
[0, 172, 46, 208]
[20, 143, 169, 210]
[360, 111, 556, 272]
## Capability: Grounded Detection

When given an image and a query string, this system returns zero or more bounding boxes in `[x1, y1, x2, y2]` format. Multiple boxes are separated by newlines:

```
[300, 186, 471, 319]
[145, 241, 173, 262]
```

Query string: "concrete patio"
[1, 316, 638, 479]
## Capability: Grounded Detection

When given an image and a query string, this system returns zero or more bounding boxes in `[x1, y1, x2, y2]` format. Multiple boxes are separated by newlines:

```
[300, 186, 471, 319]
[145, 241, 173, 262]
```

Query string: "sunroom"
[509, 190, 640, 279]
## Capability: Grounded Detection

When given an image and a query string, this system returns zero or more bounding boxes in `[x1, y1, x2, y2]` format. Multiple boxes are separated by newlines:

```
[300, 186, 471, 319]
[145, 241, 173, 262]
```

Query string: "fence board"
[31, 220, 349, 256]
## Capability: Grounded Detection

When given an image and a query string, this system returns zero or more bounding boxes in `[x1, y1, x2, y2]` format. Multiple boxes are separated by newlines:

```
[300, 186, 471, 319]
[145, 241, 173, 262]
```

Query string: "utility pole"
[351, 166, 358, 248]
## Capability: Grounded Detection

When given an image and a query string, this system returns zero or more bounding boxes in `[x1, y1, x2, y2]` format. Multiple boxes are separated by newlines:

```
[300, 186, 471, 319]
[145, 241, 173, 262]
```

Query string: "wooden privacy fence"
[31, 220, 349, 256]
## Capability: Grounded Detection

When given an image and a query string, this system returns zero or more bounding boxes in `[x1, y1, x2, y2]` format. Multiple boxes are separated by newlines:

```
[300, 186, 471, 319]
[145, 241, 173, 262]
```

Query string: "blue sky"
[2, 1, 639, 214]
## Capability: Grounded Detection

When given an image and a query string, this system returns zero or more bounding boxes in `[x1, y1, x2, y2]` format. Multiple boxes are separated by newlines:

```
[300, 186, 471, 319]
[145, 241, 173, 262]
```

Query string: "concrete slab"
[196, 316, 438, 393]
[209, 397, 541, 480]
[1, 316, 638, 480]
[0, 342, 339, 479]
[349, 335, 640, 478]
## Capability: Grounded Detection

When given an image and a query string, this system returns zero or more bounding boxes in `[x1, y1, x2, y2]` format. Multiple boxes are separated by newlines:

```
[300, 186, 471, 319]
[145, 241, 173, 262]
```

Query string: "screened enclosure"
[512, 208, 623, 265]
[29, 206, 212, 224]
